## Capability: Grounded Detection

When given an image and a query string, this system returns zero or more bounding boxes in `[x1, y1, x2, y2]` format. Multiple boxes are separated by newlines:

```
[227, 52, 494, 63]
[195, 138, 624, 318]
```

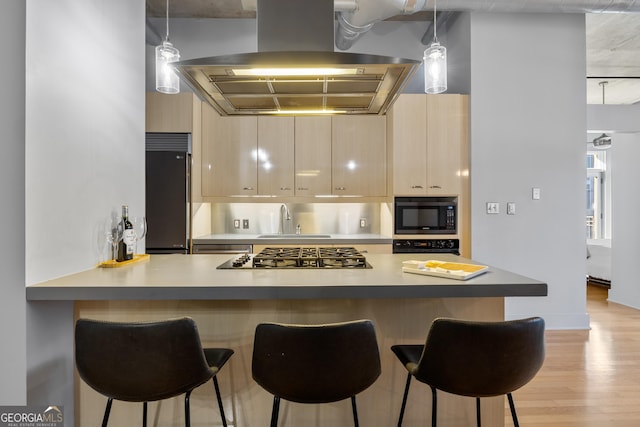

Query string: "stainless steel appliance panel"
[145, 139, 191, 254]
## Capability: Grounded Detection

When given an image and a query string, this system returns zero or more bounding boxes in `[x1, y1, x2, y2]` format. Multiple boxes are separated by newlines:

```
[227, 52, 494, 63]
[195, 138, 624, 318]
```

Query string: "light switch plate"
[242, 219, 249, 229]
[532, 187, 541, 200]
[507, 203, 516, 215]
[233, 219, 240, 229]
[486, 202, 499, 214]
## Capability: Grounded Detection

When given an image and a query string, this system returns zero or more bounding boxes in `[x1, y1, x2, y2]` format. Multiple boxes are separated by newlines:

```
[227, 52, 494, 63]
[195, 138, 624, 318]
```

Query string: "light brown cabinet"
[258, 117, 295, 196]
[294, 117, 332, 196]
[390, 94, 468, 196]
[332, 116, 387, 197]
[146, 92, 200, 133]
[201, 103, 258, 196]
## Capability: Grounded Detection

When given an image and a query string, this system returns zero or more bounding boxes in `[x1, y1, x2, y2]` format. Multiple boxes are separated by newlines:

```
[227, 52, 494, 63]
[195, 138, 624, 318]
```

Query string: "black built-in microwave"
[394, 197, 457, 234]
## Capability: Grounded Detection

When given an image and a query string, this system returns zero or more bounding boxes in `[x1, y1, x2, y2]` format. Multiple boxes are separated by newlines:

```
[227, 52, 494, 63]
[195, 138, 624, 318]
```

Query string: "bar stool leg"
[101, 398, 113, 427]
[212, 376, 228, 427]
[351, 396, 359, 427]
[475, 397, 481, 427]
[430, 386, 437, 427]
[142, 401, 148, 427]
[270, 396, 281, 427]
[507, 393, 520, 427]
[397, 373, 412, 427]
[185, 390, 192, 427]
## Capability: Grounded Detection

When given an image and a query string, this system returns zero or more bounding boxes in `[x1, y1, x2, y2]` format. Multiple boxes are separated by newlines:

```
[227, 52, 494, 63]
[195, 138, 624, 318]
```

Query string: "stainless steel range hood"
[171, 0, 419, 116]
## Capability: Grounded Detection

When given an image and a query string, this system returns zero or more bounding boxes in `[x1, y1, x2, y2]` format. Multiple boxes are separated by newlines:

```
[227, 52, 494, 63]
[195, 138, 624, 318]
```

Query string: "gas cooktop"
[216, 247, 372, 269]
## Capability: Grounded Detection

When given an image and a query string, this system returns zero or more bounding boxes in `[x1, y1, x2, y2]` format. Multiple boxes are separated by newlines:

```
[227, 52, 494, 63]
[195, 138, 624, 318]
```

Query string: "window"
[586, 151, 607, 239]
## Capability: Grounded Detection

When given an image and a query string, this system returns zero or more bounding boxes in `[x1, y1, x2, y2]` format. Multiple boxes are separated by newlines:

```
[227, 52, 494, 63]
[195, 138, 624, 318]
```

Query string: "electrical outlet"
[242, 219, 249, 229]
[507, 203, 516, 215]
[486, 202, 499, 214]
[233, 219, 240, 229]
[360, 218, 367, 228]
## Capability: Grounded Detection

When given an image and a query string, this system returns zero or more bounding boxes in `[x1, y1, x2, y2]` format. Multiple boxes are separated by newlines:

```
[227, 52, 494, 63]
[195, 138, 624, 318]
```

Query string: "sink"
[257, 234, 331, 238]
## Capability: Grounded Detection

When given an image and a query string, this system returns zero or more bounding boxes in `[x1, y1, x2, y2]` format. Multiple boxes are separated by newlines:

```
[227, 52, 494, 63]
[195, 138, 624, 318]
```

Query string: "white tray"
[402, 260, 489, 281]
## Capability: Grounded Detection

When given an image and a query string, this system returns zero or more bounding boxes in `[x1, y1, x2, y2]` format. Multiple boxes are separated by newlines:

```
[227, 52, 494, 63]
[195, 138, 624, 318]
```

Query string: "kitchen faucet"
[279, 204, 291, 235]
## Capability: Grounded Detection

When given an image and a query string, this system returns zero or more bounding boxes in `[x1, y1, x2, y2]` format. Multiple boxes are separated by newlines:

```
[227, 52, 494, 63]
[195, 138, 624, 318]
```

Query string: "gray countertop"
[26, 253, 547, 301]
[192, 233, 393, 245]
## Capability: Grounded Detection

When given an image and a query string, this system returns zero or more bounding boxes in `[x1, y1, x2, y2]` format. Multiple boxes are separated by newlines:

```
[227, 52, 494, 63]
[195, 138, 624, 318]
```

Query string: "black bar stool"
[75, 317, 233, 427]
[391, 317, 545, 427]
[252, 319, 381, 427]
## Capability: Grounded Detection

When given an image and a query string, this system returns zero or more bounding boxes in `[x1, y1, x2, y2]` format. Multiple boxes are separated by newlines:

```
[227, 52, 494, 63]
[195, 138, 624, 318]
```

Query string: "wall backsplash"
[200, 203, 382, 236]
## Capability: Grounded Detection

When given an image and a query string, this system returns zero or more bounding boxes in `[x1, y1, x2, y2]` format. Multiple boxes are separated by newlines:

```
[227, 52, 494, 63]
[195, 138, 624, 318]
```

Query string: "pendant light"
[592, 81, 611, 149]
[424, 0, 447, 94]
[155, 0, 180, 94]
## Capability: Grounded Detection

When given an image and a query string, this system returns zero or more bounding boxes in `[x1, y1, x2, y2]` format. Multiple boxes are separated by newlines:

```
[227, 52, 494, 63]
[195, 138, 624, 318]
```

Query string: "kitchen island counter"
[31, 254, 546, 427]
[27, 253, 546, 301]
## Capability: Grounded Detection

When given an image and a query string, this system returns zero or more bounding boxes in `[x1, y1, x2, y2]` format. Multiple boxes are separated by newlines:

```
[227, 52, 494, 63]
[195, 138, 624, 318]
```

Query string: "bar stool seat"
[75, 317, 233, 427]
[391, 317, 545, 427]
[252, 319, 381, 427]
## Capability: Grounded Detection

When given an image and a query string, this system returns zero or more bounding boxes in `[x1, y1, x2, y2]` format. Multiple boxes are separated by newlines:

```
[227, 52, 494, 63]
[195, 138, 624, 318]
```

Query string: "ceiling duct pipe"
[336, 0, 427, 50]
[413, 0, 640, 13]
[337, 0, 640, 50]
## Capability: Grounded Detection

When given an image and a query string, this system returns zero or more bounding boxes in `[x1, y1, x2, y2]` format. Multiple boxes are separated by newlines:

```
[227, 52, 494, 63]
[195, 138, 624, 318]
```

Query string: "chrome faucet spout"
[279, 204, 292, 234]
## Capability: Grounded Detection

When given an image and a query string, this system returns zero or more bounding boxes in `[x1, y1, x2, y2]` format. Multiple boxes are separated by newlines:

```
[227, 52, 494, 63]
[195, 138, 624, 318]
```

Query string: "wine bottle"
[117, 205, 135, 261]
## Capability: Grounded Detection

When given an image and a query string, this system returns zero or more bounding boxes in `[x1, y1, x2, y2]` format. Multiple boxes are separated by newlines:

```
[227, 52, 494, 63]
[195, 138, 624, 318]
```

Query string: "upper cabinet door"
[294, 116, 332, 196]
[201, 104, 258, 196]
[332, 116, 387, 197]
[390, 94, 469, 196]
[390, 95, 428, 195]
[257, 117, 295, 196]
[425, 94, 469, 195]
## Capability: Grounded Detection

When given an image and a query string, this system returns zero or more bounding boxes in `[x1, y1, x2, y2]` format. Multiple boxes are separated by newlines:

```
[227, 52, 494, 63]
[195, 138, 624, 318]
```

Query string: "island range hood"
[170, 0, 420, 116]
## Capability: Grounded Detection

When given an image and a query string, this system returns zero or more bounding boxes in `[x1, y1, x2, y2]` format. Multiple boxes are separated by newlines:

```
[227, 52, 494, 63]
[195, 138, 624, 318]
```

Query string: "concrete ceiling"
[146, 0, 640, 105]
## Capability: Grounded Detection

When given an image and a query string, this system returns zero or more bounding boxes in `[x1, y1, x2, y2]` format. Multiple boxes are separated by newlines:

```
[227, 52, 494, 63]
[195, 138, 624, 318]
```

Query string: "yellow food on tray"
[402, 259, 489, 280]
[425, 260, 486, 273]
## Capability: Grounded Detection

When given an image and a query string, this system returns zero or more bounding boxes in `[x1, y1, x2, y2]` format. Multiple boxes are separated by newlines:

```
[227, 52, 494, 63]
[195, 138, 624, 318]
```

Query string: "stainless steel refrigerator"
[145, 133, 191, 254]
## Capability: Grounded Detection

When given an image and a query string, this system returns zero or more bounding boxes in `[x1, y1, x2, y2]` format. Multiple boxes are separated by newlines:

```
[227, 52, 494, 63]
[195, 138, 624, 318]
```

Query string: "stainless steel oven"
[392, 239, 460, 255]
[394, 196, 457, 235]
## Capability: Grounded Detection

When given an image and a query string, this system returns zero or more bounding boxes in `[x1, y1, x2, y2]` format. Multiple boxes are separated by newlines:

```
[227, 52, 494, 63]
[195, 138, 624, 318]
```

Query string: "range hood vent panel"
[173, 51, 418, 115]
[171, 0, 419, 116]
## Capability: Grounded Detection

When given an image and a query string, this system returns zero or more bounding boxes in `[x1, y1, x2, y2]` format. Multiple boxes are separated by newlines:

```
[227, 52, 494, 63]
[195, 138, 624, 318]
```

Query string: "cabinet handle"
[429, 185, 442, 189]
[335, 186, 346, 191]
[243, 187, 254, 191]
[297, 187, 309, 191]
[411, 185, 424, 189]
[280, 187, 291, 191]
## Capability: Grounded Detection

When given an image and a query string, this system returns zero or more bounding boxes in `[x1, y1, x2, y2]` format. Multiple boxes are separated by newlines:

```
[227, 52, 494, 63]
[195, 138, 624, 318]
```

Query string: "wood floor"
[508, 285, 640, 426]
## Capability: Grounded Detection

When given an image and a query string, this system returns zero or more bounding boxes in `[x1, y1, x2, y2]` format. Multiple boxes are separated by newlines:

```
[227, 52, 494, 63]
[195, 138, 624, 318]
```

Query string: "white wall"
[0, 0, 26, 404]
[26, 0, 146, 284]
[469, 13, 589, 329]
[608, 133, 640, 307]
[25, 0, 146, 419]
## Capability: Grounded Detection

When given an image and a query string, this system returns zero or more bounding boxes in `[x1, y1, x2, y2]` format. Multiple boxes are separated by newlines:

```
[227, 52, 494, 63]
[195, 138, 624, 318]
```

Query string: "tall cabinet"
[388, 94, 470, 256]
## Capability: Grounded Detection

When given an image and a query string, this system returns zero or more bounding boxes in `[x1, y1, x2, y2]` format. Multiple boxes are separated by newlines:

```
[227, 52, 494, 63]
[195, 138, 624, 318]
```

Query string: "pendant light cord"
[600, 81, 607, 104]
[433, 0, 438, 43]
[165, 0, 170, 42]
